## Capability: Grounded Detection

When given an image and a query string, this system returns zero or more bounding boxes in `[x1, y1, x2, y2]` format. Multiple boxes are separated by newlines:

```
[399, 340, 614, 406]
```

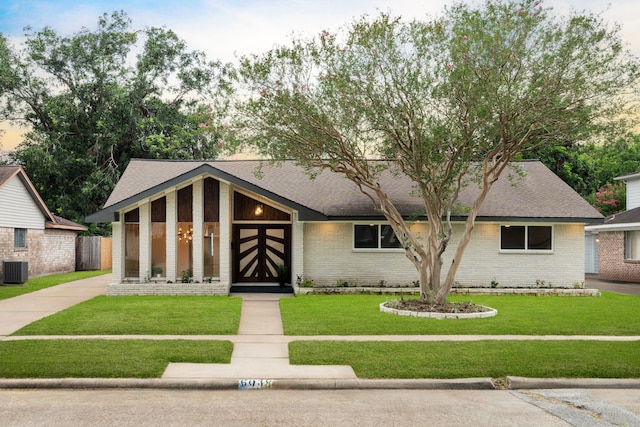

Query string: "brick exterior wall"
[597, 231, 640, 282]
[106, 282, 228, 296]
[302, 222, 586, 288]
[0, 227, 77, 282]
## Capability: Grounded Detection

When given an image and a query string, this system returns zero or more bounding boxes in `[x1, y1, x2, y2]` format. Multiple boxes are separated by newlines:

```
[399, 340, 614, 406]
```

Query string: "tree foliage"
[0, 12, 232, 229]
[235, 0, 640, 303]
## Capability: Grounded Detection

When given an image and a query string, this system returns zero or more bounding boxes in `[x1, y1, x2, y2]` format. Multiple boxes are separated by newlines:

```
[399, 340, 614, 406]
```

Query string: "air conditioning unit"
[3, 261, 28, 284]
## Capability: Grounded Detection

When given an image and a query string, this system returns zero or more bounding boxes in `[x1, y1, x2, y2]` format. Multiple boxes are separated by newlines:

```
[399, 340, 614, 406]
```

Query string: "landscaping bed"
[296, 286, 600, 296]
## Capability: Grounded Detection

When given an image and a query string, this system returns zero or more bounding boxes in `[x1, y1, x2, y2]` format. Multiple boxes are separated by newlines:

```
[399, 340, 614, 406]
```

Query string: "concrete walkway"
[162, 294, 357, 380]
[0, 274, 108, 335]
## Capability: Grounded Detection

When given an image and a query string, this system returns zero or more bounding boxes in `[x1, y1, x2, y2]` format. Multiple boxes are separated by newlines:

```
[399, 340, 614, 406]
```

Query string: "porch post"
[139, 201, 151, 281]
[292, 211, 304, 288]
[219, 182, 231, 288]
[112, 220, 123, 284]
[192, 178, 204, 282]
[165, 190, 177, 282]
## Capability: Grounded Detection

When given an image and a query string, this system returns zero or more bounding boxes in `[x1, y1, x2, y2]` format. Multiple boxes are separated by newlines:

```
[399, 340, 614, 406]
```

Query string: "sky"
[1, 0, 639, 150]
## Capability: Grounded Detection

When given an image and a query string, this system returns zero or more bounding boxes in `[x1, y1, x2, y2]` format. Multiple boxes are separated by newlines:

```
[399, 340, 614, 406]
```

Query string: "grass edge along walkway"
[0, 339, 233, 378]
[289, 340, 640, 379]
[0, 270, 111, 300]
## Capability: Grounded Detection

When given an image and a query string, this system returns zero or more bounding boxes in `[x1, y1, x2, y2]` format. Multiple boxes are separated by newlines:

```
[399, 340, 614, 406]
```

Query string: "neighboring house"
[86, 159, 602, 295]
[585, 172, 640, 282]
[0, 166, 87, 282]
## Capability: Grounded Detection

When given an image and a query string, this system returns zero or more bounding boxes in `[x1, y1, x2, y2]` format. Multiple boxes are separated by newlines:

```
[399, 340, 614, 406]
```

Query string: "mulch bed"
[388, 299, 491, 314]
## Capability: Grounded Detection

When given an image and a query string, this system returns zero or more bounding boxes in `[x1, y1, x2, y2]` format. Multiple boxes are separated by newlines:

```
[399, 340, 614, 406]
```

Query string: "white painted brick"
[302, 222, 586, 288]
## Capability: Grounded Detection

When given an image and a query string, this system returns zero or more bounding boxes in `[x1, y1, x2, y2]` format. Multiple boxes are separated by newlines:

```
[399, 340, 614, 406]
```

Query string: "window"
[500, 225, 552, 252]
[354, 224, 402, 250]
[625, 231, 640, 260]
[14, 228, 26, 249]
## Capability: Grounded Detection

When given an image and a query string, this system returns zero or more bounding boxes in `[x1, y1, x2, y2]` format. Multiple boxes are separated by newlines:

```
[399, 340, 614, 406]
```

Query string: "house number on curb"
[238, 379, 274, 390]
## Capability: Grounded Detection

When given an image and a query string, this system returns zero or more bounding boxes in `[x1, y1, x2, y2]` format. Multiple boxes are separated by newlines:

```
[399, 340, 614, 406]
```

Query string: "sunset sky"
[1, 0, 639, 150]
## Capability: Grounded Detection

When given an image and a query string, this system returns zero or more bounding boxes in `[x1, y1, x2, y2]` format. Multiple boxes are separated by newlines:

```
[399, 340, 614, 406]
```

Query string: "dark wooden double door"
[233, 225, 291, 283]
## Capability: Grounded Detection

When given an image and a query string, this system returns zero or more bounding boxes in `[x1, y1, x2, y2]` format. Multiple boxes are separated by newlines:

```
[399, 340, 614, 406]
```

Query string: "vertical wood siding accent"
[204, 177, 219, 222]
[0, 177, 45, 229]
[177, 185, 193, 222]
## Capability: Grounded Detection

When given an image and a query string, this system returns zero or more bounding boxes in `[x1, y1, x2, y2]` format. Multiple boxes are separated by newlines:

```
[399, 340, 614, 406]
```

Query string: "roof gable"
[0, 166, 87, 231]
[87, 159, 603, 224]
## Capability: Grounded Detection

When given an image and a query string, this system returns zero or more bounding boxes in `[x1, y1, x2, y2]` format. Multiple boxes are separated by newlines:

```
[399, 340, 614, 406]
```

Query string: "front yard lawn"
[0, 270, 110, 300]
[0, 340, 232, 378]
[289, 340, 640, 379]
[13, 296, 242, 335]
[280, 293, 640, 336]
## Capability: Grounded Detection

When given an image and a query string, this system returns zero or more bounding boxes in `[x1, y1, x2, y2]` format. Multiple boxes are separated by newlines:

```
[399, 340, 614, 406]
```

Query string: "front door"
[233, 225, 291, 283]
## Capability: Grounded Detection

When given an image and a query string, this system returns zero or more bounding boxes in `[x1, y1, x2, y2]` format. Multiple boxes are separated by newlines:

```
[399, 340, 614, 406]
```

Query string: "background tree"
[0, 12, 231, 230]
[235, 0, 640, 304]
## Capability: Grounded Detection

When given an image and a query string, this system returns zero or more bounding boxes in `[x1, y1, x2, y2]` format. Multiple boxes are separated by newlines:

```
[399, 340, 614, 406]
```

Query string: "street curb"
[1, 377, 638, 390]
[507, 376, 640, 389]
[0, 378, 493, 390]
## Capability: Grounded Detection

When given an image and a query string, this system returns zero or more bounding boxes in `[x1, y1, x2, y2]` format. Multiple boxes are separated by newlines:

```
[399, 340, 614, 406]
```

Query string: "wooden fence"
[76, 236, 112, 271]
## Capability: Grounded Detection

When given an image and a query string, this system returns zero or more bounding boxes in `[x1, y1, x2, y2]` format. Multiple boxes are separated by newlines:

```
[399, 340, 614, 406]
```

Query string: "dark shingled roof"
[603, 207, 640, 225]
[87, 159, 603, 223]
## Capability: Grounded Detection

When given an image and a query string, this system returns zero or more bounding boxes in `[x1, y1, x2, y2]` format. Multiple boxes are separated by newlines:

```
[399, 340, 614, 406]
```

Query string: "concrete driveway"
[585, 275, 640, 296]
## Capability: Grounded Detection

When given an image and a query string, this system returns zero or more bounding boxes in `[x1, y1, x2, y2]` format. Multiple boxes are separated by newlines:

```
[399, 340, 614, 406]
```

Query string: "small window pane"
[354, 225, 378, 248]
[380, 225, 402, 248]
[528, 226, 552, 250]
[14, 228, 26, 248]
[625, 231, 640, 260]
[501, 226, 525, 250]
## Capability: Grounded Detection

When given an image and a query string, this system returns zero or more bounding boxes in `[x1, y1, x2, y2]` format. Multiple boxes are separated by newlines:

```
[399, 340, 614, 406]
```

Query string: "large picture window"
[354, 224, 402, 250]
[625, 231, 640, 260]
[500, 225, 552, 252]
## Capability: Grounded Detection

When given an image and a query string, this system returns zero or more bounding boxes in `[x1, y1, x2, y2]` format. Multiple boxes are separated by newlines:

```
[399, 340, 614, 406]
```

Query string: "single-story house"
[585, 172, 640, 282]
[86, 159, 602, 295]
[0, 166, 87, 283]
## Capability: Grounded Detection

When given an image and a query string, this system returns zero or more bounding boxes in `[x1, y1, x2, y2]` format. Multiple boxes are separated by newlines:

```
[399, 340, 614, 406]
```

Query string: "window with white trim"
[500, 225, 552, 252]
[624, 231, 640, 260]
[14, 228, 27, 249]
[354, 224, 402, 250]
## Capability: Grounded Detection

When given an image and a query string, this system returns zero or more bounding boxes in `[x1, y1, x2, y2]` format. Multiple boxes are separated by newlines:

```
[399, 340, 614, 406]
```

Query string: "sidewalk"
[0, 274, 109, 335]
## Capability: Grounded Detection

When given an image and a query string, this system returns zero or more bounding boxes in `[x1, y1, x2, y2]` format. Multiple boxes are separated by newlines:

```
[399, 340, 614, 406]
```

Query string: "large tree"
[235, 0, 640, 304]
[0, 12, 231, 227]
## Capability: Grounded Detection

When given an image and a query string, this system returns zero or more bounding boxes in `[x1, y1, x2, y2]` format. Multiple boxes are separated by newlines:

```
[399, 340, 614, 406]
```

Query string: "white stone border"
[379, 302, 498, 319]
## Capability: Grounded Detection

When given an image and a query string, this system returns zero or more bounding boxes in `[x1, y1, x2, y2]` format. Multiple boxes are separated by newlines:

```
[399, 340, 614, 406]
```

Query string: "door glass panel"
[125, 223, 139, 277]
[177, 222, 193, 277]
[203, 222, 220, 277]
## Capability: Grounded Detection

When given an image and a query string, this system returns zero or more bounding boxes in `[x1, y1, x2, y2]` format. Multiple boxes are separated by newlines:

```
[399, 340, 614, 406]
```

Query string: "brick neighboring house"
[86, 159, 602, 295]
[0, 166, 87, 282]
[585, 172, 640, 283]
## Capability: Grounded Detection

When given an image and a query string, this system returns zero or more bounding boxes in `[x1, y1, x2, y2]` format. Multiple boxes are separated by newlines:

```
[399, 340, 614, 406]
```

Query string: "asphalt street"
[1, 388, 639, 426]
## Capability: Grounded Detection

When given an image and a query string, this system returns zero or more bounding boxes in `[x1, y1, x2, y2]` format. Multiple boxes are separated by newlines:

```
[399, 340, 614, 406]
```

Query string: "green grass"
[281, 293, 640, 336]
[0, 270, 110, 300]
[13, 296, 242, 335]
[290, 340, 640, 379]
[0, 340, 232, 378]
